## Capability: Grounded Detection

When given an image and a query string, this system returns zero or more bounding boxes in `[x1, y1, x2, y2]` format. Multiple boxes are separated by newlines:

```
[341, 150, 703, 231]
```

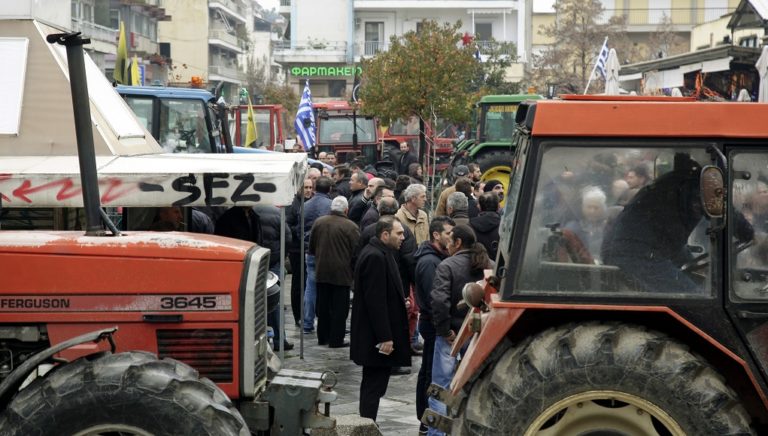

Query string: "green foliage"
[360, 21, 481, 125]
[245, 55, 298, 136]
[477, 40, 521, 95]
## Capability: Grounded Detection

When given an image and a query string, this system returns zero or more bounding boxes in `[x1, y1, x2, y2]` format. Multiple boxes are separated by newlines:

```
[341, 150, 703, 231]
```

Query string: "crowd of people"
[282, 150, 505, 433]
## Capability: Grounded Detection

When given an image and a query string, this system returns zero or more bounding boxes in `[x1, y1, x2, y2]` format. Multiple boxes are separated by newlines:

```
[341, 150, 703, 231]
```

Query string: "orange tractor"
[425, 95, 768, 434]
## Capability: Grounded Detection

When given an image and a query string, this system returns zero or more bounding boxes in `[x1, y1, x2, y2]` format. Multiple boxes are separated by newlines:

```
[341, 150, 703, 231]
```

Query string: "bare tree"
[529, 0, 627, 93]
[647, 14, 688, 60]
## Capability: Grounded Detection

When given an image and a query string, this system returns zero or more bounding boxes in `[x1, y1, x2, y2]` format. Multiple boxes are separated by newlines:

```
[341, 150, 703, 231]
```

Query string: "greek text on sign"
[0, 295, 232, 312]
[291, 66, 362, 77]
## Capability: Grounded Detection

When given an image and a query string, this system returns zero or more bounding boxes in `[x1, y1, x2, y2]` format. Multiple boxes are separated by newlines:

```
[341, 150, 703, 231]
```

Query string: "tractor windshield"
[480, 103, 518, 142]
[514, 144, 716, 297]
[232, 108, 272, 148]
[318, 117, 376, 144]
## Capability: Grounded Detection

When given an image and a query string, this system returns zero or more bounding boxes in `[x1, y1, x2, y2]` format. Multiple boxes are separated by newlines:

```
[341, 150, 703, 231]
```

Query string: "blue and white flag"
[294, 80, 316, 152]
[595, 38, 610, 78]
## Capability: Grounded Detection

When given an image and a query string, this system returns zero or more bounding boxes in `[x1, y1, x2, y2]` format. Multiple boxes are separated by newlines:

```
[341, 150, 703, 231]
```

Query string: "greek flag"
[294, 80, 316, 152]
[595, 38, 610, 79]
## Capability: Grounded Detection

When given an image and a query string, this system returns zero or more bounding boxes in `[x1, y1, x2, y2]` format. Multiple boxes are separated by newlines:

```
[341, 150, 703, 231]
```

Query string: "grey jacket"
[430, 250, 489, 336]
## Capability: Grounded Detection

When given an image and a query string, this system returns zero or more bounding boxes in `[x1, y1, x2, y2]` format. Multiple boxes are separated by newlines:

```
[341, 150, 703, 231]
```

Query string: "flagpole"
[584, 36, 608, 95]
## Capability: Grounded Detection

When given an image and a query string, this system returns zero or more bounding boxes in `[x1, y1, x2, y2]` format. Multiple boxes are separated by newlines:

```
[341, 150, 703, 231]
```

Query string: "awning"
[644, 69, 684, 89]
[703, 56, 733, 72]
[619, 72, 642, 81]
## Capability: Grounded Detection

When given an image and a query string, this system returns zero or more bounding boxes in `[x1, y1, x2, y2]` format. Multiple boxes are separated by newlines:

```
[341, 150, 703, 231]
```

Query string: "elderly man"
[446, 192, 470, 226]
[349, 177, 385, 224]
[351, 216, 410, 422]
[310, 196, 360, 348]
[395, 183, 429, 244]
[307, 167, 322, 184]
[435, 165, 469, 217]
[359, 185, 396, 230]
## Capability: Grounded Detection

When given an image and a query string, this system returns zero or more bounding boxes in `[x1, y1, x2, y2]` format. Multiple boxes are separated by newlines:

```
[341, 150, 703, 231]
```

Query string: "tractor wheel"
[0, 351, 248, 436]
[474, 150, 514, 185]
[455, 322, 754, 436]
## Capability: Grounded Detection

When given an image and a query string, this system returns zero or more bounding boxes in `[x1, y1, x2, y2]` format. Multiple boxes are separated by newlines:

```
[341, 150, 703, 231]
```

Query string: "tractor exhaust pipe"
[47, 32, 105, 236]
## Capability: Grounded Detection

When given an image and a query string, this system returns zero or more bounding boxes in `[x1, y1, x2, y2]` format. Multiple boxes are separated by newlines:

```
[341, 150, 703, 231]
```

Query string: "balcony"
[476, 40, 515, 56]
[604, 7, 734, 30]
[273, 40, 349, 63]
[209, 0, 247, 24]
[209, 64, 246, 82]
[209, 29, 243, 53]
[280, 0, 290, 5]
[362, 40, 388, 56]
[71, 19, 117, 45]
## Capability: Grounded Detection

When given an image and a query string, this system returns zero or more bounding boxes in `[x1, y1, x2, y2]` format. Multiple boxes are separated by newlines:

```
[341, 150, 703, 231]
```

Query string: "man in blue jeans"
[428, 225, 492, 436]
[302, 176, 333, 333]
[413, 216, 454, 434]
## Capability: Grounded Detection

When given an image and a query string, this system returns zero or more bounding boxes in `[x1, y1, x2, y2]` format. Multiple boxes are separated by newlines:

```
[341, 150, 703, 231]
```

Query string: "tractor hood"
[0, 19, 305, 207]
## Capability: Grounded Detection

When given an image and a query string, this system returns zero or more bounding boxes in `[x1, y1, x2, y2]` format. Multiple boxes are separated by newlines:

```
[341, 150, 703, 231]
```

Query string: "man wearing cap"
[435, 165, 469, 217]
[483, 179, 505, 203]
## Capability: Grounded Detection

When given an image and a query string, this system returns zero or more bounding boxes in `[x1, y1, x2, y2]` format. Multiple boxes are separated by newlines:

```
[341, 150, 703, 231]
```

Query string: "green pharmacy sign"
[291, 66, 363, 77]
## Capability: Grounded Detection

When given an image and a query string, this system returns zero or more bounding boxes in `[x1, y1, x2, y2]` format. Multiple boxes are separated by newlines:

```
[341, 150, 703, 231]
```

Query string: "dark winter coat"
[359, 206, 379, 230]
[335, 177, 352, 199]
[302, 192, 332, 246]
[347, 189, 367, 224]
[398, 152, 418, 175]
[252, 204, 291, 268]
[350, 237, 411, 367]
[431, 250, 489, 337]
[285, 193, 305, 253]
[309, 211, 360, 286]
[358, 222, 416, 292]
[413, 241, 448, 321]
[470, 211, 501, 259]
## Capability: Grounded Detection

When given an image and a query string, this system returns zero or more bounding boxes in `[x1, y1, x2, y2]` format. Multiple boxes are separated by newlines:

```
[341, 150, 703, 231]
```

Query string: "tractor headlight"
[462, 282, 485, 309]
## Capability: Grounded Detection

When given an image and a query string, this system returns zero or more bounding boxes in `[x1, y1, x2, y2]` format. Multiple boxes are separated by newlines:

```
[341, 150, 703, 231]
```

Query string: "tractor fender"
[467, 141, 514, 159]
[450, 303, 768, 422]
[0, 327, 117, 408]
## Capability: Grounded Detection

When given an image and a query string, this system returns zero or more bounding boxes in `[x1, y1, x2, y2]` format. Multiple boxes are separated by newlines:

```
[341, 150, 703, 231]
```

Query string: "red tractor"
[380, 116, 458, 179]
[425, 95, 768, 434]
[313, 100, 380, 165]
[0, 21, 335, 435]
[230, 104, 288, 150]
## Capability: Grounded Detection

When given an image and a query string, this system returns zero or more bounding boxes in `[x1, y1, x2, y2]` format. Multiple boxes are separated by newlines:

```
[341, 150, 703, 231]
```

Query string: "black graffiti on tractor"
[138, 173, 277, 206]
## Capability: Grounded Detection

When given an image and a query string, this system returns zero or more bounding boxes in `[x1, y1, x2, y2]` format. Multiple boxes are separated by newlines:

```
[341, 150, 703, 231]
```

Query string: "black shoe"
[329, 341, 350, 348]
[318, 341, 328, 346]
[273, 341, 294, 351]
[418, 423, 428, 435]
[391, 366, 411, 375]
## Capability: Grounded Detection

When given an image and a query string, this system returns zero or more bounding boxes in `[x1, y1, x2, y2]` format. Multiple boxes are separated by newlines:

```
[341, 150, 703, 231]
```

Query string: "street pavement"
[278, 273, 424, 436]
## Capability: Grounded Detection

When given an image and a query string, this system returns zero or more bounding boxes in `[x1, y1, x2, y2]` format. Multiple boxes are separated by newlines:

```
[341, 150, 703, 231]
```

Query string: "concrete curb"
[314, 414, 383, 436]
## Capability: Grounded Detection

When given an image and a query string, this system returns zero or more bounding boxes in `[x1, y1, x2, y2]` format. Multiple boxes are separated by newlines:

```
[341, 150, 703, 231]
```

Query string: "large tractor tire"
[473, 150, 514, 186]
[455, 322, 754, 436]
[0, 351, 249, 436]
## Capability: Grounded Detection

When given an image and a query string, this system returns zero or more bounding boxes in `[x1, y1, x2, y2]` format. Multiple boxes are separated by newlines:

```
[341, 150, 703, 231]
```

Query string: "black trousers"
[416, 318, 436, 421]
[316, 282, 350, 346]
[360, 366, 392, 422]
[288, 251, 304, 326]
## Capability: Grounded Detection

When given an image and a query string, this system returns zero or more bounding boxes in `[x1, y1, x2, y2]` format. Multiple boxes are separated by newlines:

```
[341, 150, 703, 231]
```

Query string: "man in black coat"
[351, 216, 410, 422]
[359, 185, 395, 230]
[470, 192, 501, 259]
[397, 142, 418, 176]
[347, 170, 369, 224]
[413, 216, 455, 430]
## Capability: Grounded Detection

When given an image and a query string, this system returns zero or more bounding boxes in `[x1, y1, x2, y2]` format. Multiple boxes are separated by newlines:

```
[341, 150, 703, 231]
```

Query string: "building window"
[475, 23, 493, 42]
[740, 35, 758, 47]
[328, 80, 347, 98]
[109, 9, 120, 29]
[364, 22, 384, 56]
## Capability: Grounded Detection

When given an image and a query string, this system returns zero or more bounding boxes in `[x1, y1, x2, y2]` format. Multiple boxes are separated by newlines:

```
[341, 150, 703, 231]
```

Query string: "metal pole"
[47, 32, 104, 236]
[352, 107, 358, 151]
[300, 192, 305, 359]
[279, 207, 286, 360]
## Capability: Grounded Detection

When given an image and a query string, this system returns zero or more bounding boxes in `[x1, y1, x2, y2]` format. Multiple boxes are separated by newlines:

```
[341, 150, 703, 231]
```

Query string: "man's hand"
[444, 330, 456, 345]
[378, 340, 394, 355]
[405, 298, 411, 310]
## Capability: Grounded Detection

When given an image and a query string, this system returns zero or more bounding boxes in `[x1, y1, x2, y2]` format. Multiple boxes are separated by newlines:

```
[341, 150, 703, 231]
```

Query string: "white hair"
[447, 192, 468, 212]
[331, 196, 349, 213]
[403, 183, 426, 202]
[581, 186, 607, 210]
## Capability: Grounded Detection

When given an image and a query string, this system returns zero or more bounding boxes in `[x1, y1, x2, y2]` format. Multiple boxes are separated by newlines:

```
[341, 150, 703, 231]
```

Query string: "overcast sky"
[258, 0, 279, 11]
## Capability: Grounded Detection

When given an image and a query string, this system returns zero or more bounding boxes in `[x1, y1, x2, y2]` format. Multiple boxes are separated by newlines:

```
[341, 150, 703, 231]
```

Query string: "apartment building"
[160, 0, 250, 101]
[276, 0, 526, 99]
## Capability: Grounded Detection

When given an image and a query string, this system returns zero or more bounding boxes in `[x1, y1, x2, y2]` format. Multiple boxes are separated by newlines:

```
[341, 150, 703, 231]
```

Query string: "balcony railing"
[209, 29, 241, 51]
[71, 19, 117, 44]
[362, 40, 388, 56]
[476, 40, 515, 56]
[274, 40, 348, 51]
[603, 7, 734, 26]
[280, 0, 290, 5]
[209, 0, 246, 21]
[209, 64, 245, 81]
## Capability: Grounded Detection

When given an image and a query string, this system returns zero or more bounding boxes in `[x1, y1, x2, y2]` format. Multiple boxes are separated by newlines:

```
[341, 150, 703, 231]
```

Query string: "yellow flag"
[113, 21, 128, 85]
[245, 96, 258, 147]
[129, 55, 140, 86]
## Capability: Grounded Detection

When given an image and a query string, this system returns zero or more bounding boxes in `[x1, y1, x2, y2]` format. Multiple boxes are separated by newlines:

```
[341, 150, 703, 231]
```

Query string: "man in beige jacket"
[395, 183, 429, 244]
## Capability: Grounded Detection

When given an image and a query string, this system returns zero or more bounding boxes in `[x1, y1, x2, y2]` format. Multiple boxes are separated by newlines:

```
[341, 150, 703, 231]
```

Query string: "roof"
[479, 94, 542, 104]
[116, 85, 215, 101]
[728, 0, 768, 29]
[531, 99, 768, 138]
[620, 45, 761, 76]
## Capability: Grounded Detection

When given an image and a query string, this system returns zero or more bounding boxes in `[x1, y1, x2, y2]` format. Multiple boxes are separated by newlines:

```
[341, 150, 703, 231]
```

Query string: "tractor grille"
[252, 256, 269, 388]
[157, 329, 233, 382]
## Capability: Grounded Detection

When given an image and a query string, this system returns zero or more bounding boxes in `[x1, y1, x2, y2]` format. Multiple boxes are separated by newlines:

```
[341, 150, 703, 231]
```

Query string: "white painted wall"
[295, 0, 349, 44]
[0, 0, 70, 29]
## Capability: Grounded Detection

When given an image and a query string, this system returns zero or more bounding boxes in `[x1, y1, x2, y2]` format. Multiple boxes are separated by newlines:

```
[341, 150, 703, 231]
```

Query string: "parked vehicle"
[424, 94, 768, 435]
[313, 100, 379, 165]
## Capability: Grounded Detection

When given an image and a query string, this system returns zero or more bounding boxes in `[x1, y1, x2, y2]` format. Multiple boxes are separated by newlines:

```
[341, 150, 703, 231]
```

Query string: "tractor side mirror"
[700, 165, 725, 219]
